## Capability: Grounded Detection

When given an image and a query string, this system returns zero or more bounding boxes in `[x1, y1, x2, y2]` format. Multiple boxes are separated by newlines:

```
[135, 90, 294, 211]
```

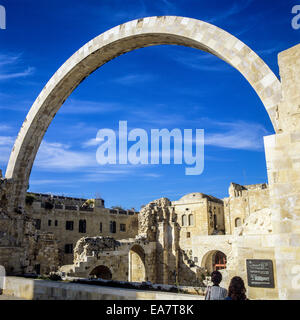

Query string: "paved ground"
[0, 294, 25, 300]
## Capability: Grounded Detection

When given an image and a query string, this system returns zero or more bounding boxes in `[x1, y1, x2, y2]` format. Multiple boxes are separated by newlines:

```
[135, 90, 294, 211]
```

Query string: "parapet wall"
[3, 277, 202, 300]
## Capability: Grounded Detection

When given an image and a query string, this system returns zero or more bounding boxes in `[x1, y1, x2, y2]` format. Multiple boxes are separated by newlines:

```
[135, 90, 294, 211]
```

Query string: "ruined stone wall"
[0, 172, 61, 276]
[138, 198, 179, 285]
[26, 232, 60, 275]
[224, 183, 270, 235]
[70, 236, 156, 283]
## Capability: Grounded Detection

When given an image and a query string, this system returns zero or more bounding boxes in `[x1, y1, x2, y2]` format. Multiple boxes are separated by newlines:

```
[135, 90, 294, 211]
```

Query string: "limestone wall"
[26, 202, 138, 265]
[172, 193, 225, 237]
[261, 44, 300, 299]
[3, 276, 202, 300]
[224, 183, 270, 235]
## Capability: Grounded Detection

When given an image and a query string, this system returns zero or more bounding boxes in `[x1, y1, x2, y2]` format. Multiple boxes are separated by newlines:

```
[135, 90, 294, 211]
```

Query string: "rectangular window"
[79, 220, 86, 233]
[34, 264, 41, 275]
[48, 220, 52, 226]
[64, 244, 73, 254]
[99, 222, 103, 233]
[110, 221, 116, 234]
[187, 232, 191, 238]
[55, 220, 58, 226]
[66, 221, 74, 231]
[120, 223, 126, 232]
[35, 219, 41, 230]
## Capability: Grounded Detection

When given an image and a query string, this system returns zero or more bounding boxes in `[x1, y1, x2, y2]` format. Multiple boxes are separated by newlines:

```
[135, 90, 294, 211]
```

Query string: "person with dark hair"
[205, 270, 227, 300]
[225, 276, 248, 300]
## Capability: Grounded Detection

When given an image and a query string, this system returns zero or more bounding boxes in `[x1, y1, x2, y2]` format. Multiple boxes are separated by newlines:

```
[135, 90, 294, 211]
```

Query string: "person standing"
[205, 271, 227, 300]
[225, 276, 248, 300]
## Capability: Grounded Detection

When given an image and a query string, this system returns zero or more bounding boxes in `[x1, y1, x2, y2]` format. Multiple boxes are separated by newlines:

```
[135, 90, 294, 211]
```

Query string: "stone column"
[264, 44, 300, 299]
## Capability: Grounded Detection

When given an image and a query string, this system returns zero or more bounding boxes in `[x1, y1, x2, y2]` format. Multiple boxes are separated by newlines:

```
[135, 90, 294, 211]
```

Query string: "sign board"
[246, 259, 275, 288]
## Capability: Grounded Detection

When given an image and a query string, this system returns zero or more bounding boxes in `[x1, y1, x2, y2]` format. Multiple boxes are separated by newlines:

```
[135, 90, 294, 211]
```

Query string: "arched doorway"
[4, 16, 281, 209]
[89, 265, 112, 280]
[129, 244, 146, 282]
[202, 250, 227, 273]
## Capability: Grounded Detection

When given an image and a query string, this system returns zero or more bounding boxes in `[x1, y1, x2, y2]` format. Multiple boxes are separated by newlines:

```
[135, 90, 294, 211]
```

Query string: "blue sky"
[0, 0, 299, 209]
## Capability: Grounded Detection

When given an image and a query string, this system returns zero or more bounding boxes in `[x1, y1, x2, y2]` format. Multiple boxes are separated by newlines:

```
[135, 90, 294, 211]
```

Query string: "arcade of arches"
[0, 16, 299, 300]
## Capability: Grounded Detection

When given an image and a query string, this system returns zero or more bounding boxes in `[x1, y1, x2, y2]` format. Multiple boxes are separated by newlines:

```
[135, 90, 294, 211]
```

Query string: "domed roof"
[179, 193, 206, 201]
[178, 192, 223, 204]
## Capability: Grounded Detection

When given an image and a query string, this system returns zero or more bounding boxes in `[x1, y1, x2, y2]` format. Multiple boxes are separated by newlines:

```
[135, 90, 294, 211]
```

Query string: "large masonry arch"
[5, 16, 282, 208]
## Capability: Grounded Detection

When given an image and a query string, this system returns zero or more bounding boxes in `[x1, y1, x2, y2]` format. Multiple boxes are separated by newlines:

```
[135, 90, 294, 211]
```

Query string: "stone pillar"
[264, 44, 300, 299]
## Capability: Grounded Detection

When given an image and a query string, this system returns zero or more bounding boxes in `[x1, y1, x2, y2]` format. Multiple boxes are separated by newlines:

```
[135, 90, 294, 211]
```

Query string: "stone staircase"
[60, 255, 97, 277]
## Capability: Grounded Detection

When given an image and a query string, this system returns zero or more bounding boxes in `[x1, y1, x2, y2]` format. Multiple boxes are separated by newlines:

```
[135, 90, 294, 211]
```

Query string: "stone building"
[0, 171, 59, 275]
[173, 192, 225, 237]
[25, 192, 138, 265]
[61, 182, 276, 297]
[224, 183, 270, 234]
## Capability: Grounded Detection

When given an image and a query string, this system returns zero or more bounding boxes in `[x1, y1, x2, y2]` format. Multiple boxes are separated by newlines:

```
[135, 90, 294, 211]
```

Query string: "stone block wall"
[26, 201, 138, 265]
[262, 44, 300, 299]
[224, 183, 270, 235]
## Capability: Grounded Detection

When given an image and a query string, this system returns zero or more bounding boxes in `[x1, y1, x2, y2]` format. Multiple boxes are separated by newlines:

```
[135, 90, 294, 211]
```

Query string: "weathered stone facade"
[0, 173, 59, 275]
[224, 183, 270, 234]
[25, 193, 138, 265]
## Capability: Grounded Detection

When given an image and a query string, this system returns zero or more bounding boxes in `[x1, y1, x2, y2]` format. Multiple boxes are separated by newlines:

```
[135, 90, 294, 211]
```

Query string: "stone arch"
[188, 214, 194, 226]
[201, 249, 228, 273]
[182, 214, 187, 226]
[129, 244, 146, 282]
[235, 217, 242, 227]
[89, 264, 112, 280]
[5, 16, 282, 208]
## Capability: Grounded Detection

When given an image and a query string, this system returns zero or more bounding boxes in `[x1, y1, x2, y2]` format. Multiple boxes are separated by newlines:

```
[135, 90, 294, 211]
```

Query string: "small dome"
[179, 193, 206, 201]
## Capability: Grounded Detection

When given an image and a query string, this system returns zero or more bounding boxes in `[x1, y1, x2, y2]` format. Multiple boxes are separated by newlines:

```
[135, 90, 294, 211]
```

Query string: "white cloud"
[205, 121, 269, 151]
[208, 0, 254, 24]
[172, 50, 230, 72]
[82, 138, 101, 148]
[0, 124, 11, 132]
[0, 135, 15, 166]
[0, 67, 35, 80]
[0, 53, 34, 81]
[0, 53, 21, 67]
[59, 99, 121, 115]
[112, 73, 155, 85]
[35, 141, 96, 171]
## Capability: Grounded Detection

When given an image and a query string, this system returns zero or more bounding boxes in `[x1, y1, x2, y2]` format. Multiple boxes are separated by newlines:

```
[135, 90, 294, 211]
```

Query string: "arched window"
[188, 214, 194, 226]
[182, 215, 187, 226]
[235, 217, 242, 228]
